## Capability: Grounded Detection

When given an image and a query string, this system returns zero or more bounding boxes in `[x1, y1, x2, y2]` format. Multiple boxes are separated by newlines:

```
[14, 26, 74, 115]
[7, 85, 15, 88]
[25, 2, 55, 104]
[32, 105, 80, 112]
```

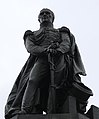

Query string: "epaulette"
[23, 30, 33, 41]
[59, 26, 70, 34]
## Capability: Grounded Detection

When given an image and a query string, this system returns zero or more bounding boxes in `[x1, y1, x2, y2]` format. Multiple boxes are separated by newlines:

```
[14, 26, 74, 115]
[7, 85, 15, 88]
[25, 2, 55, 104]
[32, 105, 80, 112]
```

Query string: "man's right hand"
[48, 42, 59, 49]
[49, 49, 57, 55]
[44, 48, 57, 55]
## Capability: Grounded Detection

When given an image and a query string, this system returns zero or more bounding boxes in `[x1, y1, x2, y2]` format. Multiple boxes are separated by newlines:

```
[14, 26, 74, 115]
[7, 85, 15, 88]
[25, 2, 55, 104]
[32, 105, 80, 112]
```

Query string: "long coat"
[5, 27, 86, 119]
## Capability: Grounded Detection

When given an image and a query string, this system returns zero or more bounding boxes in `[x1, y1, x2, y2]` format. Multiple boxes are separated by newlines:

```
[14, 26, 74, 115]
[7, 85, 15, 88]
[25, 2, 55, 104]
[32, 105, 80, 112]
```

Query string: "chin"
[42, 20, 49, 23]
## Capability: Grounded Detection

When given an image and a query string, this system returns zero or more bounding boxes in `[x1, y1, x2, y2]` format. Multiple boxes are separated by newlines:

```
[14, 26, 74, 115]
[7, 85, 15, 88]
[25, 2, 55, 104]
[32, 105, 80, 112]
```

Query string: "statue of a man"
[5, 8, 87, 118]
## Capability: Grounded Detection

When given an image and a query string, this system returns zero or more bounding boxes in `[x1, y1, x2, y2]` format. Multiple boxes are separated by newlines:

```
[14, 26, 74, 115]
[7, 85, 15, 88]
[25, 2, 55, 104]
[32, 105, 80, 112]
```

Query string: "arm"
[24, 35, 46, 56]
[56, 32, 71, 54]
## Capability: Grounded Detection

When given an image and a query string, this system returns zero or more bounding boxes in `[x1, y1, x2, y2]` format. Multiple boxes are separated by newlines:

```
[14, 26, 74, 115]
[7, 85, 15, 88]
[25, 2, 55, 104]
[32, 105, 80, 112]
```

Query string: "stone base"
[10, 104, 99, 119]
[86, 105, 99, 119]
[11, 113, 89, 119]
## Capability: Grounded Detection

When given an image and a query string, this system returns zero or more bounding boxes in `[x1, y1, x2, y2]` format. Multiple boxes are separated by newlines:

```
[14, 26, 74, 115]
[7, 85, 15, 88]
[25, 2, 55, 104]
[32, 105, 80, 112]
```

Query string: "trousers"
[21, 57, 50, 112]
[21, 55, 66, 113]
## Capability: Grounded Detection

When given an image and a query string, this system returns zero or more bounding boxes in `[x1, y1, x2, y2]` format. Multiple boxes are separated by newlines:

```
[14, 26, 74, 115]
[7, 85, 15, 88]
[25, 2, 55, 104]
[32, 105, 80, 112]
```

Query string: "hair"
[38, 8, 55, 23]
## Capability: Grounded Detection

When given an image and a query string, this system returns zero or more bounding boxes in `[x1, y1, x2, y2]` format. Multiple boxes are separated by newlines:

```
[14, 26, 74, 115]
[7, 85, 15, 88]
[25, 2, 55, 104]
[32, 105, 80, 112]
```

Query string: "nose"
[43, 12, 46, 16]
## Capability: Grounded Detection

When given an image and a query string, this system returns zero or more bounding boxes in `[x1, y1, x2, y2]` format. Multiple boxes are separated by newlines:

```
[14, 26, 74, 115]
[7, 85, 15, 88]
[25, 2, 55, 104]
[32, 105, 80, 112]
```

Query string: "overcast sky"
[0, 0, 99, 118]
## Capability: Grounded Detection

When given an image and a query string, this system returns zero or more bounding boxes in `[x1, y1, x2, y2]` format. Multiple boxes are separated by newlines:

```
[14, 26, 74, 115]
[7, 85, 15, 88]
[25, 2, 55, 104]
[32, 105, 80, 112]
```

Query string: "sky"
[0, 0, 99, 118]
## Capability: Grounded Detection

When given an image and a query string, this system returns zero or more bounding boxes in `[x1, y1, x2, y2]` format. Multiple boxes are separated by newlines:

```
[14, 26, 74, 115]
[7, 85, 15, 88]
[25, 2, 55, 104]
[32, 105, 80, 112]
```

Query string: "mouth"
[42, 17, 49, 21]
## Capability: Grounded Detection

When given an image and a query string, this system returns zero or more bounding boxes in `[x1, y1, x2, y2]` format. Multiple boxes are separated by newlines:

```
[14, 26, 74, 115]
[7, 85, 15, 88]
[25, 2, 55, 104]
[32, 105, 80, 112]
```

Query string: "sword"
[48, 52, 56, 113]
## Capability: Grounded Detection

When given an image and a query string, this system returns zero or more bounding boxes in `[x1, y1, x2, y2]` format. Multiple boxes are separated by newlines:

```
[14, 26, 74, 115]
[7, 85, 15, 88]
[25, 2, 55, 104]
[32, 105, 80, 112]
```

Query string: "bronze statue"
[5, 8, 93, 119]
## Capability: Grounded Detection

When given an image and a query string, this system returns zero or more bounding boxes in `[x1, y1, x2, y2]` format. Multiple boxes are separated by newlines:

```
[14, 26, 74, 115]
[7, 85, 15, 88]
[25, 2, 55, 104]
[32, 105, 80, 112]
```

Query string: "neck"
[40, 22, 53, 29]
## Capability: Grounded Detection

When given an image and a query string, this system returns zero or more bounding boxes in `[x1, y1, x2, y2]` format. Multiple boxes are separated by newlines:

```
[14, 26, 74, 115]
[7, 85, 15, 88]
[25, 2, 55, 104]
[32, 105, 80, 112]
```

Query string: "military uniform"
[22, 26, 71, 112]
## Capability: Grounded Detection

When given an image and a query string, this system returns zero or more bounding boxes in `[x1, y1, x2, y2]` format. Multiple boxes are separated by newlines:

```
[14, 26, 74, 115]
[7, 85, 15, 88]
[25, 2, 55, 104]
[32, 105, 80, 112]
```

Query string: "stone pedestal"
[61, 96, 77, 113]
[8, 90, 98, 119]
[11, 113, 89, 119]
[86, 105, 99, 119]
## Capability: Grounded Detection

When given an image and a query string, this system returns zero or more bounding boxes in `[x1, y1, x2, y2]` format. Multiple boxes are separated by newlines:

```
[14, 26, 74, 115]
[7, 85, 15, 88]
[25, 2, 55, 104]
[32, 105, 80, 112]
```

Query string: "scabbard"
[48, 53, 56, 113]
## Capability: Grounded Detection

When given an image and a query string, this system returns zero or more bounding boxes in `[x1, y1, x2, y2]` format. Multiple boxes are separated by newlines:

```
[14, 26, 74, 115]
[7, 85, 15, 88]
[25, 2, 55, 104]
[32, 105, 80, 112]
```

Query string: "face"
[38, 10, 53, 23]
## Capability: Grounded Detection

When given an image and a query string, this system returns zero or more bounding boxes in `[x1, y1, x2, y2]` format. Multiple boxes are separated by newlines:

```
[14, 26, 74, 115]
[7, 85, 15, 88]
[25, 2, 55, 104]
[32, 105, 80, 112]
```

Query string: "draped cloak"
[5, 27, 86, 119]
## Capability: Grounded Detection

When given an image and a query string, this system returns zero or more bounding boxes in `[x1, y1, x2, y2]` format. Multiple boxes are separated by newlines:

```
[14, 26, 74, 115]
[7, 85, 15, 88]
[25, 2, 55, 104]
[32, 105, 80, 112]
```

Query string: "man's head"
[38, 8, 55, 24]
